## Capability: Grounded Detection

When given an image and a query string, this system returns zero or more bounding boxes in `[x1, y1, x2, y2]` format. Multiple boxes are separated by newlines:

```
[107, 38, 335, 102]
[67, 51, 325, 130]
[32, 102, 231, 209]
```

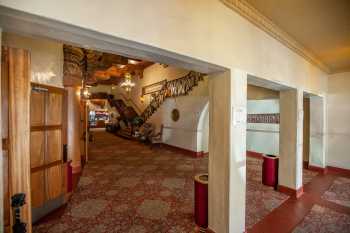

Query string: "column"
[208, 69, 246, 233]
[279, 89, 304, 197]
[66, 86, 82, 174]
[309, 96, 326, 169]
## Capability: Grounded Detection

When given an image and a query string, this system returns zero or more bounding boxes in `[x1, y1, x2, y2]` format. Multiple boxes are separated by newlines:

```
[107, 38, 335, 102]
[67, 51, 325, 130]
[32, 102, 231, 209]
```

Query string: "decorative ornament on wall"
[171, 108, 180, 122]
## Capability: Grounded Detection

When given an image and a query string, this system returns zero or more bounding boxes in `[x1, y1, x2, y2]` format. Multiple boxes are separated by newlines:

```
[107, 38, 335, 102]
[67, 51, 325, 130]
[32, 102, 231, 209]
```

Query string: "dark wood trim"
[31, 125, 62, 131]
[2, 138, 8, 150]
[303, 161, 309, 169]
[31, 160, 62, 173]
[326, 165, 350, 177]
[246, 151, 263, 159]
[277, 185, 304, 199]
[308, 164, 328, 174]
[159, 143, 206, 158]
[31, 82, 65, 94]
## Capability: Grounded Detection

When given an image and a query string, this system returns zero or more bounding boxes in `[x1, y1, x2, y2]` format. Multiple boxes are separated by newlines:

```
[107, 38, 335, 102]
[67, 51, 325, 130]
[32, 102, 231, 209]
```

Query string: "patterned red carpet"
[33, 131, 321, 233]
[34, 132, 208, 233]
[292, 204, 350, 233]
[245, 156, 319, 230]
[246, 157, 289, 229]
[322, 177, 350, 208]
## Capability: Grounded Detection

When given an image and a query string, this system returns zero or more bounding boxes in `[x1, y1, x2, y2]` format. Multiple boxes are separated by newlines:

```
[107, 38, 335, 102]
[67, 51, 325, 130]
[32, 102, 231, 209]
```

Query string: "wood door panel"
[46, 92, 62, 125]
[30, 131, 45, 168]
[2, 46, 10, 229]
[46, 130, 62, 163]
[31, 171, 45, 208]
[8, 47, 32, 231]
[3, 151, 10, 226]
[46, 165, 62, 200]
[30, 91, 45, 126]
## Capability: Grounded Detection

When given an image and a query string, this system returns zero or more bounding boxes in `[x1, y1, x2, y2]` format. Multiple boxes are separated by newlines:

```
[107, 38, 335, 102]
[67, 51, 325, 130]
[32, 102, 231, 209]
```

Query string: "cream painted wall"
[197, 103, 209, 153]
[2, 32, 63, 87]
[0, 0, 327, 94]
[327, 72, 350, 170]
[90, 64, 210, 152]
[0, 1, 330, 232]
[142, 65, 209, 152]
[247, 99, 279, 155]
[131, 64, 189, 111]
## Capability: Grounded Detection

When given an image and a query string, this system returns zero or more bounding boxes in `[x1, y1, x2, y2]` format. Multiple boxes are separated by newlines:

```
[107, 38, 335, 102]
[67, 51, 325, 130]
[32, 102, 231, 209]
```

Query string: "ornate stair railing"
[140, 71, 205, 122]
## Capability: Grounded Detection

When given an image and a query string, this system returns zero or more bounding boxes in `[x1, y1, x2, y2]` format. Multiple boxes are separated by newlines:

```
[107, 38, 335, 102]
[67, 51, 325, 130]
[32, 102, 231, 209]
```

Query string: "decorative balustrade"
[140, 71, 205, 122]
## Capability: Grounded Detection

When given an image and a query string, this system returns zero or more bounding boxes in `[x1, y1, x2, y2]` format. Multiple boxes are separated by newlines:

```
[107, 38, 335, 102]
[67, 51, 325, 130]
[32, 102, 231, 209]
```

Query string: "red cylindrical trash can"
[194, 173, 208, 232]
[262, 154, 279, 189]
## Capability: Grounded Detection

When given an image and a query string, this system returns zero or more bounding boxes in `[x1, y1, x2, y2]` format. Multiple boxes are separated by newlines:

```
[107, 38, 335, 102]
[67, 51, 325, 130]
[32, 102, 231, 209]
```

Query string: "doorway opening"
[1, 30, 216, 233]
[245, 75, 319, 230]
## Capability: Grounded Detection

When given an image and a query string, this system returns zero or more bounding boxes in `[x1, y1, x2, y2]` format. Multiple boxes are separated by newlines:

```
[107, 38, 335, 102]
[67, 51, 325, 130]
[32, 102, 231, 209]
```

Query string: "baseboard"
[277, 185, 304, 199]
[160, 143, 206, 158]
[246, 151, 263, 159]
[206, 228, 215, 233]
[326, 165, 350, 176]
[308, 164, 328, 174]
[303, 161, 309, 169]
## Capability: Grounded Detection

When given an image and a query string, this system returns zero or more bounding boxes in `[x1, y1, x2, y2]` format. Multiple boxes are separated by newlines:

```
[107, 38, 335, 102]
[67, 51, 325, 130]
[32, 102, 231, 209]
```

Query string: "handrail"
[114, 93, 142, 115]
[140, 71, 204, 122]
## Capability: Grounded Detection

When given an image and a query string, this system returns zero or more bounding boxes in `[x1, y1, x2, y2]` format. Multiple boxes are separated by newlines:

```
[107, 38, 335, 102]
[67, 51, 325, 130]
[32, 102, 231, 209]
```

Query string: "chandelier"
[120, 72, 135, 92]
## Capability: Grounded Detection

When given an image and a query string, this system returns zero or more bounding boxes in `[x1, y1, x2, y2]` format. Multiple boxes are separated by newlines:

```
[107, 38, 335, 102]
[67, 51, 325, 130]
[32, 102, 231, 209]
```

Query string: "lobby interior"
[0, 1, 350, 233]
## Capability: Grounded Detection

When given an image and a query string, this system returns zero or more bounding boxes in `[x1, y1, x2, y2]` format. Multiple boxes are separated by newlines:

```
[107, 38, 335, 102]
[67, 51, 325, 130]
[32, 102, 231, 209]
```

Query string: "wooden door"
[30, 83, 66, 222]
[2, 46, 11, 233]
[2, 46, 32, 232]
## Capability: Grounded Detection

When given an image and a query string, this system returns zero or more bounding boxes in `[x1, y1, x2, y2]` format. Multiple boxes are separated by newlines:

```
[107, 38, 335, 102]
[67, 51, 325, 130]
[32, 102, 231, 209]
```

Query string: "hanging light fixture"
[80, 49, 91, 100]
[120, 72, 135, 92]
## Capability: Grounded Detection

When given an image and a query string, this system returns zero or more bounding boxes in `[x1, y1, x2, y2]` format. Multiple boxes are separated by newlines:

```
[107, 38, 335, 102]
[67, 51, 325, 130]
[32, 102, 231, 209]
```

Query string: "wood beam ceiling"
[63, 45, 154, 86]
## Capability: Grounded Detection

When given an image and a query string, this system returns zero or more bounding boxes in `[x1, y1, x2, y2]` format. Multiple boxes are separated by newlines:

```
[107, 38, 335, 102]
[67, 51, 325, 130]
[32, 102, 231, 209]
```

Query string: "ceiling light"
[128, 59, 139, 65]
[120, 73, 136, 92]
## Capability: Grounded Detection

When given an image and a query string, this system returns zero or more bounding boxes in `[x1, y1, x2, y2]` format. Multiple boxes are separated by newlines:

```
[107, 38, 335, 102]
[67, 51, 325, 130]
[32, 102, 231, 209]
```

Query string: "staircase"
[109, 99, 138, 121]
[140, 71, 204, 123]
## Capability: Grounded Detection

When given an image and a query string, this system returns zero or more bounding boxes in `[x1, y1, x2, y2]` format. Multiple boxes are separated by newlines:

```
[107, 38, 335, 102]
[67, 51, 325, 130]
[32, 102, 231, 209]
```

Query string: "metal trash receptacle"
[262, 154, 279, 189]
[194, 173, 208, 231]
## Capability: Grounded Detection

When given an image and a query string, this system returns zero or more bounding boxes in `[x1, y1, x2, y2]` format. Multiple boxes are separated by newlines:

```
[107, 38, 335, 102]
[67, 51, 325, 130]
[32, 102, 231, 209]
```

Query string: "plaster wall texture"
[326, 72, 350, 170]
[145, 71, 209, 153]
[0, 1, 330, 232]
[247, 99, 279, 155]
[90, 64, 210, 153]
[0, 0, 327, 94]
[309, 96, 326, 168]
[279, 89, 304, 190]
[2, 32, 63, 87]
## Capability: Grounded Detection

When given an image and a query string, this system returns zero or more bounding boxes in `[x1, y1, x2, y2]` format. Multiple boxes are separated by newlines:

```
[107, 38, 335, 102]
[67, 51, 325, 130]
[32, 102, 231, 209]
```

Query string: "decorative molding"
[327, 166, 350, 176]
[308, 165, 327, 175]
[246, 150, 263, 159]
[247, 129, 279, 133]
[278, 185, 304, 199]
[247, 113, 279, 124]
[219, 0, 331, 74]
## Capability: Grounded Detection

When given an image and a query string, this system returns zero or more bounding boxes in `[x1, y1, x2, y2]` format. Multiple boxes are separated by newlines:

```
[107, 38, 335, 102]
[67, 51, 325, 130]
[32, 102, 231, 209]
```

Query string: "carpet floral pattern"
[292, 204, 350, 233]
[303, 169, 318, 185]
[246, 156, 289, 229]
[322, 177, 350, 208]
[33, 132, 208, 233]
[245, 156, 319, 229]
